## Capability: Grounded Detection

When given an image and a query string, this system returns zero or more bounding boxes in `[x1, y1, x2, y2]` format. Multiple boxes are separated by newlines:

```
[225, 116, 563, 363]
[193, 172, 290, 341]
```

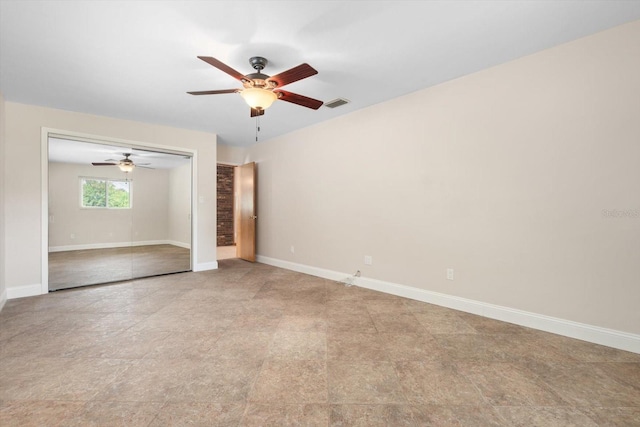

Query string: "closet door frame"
[41, 128, 197, 294]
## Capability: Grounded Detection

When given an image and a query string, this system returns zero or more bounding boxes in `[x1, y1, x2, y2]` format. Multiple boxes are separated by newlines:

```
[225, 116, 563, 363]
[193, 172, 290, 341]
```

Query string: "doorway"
[216, 164, 237, 260]
[47, 136, 193, 290]
[216, 162, 256, 262]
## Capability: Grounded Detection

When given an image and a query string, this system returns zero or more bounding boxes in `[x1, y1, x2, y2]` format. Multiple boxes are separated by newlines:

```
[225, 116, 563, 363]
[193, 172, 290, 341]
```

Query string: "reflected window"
[81, 177, 131, 209]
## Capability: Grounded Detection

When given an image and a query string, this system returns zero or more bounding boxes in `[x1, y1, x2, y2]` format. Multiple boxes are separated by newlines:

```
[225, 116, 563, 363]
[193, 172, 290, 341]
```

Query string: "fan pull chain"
[255, 116, 261, 142]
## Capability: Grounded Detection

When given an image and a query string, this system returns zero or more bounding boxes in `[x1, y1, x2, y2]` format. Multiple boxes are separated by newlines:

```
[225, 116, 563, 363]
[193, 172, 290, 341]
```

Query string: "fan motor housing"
[245, 73, 273, 89]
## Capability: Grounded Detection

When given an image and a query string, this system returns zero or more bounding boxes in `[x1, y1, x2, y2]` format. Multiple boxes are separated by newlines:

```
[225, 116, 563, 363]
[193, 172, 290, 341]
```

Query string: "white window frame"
[79, 176, 133, 209]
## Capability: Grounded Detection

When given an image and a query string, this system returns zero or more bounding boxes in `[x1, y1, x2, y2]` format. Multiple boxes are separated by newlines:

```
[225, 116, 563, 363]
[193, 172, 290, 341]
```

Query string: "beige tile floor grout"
[1, 258, 639, 426]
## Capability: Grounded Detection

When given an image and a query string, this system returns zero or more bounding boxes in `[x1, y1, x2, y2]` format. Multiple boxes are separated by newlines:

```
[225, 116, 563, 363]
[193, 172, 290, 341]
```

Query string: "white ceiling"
[48, 138, 191, 170]
[2, 1, 640, 148]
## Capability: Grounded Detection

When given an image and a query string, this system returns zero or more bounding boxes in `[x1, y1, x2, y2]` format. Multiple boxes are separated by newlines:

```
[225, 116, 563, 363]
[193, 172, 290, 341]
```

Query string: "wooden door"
[237, 162, 256, 262]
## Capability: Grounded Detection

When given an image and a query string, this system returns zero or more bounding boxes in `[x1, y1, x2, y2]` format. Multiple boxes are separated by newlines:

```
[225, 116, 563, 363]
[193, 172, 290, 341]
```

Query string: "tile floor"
[1, 259, 639, 426]
[49, 245, 191, 290]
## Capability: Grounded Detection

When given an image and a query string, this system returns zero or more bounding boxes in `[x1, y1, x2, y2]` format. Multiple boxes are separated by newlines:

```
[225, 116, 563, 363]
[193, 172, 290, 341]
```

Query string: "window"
[81, 178, 131, 208]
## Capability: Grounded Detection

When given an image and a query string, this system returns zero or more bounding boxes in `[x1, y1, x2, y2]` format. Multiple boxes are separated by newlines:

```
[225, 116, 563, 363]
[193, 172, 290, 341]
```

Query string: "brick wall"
[217, 164, 235, 246]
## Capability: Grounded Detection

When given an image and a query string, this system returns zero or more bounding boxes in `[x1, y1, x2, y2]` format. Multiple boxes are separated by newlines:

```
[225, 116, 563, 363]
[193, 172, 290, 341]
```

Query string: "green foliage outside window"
[107, 181, 130, 208]
[81, 178, 130, 208]
[82, 179, 106, 207]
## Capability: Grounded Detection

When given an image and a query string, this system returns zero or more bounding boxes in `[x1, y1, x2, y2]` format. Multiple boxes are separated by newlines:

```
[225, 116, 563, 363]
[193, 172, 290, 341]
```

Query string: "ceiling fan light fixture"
[118, 162, 135, 173]
[240, 87, 277, 110]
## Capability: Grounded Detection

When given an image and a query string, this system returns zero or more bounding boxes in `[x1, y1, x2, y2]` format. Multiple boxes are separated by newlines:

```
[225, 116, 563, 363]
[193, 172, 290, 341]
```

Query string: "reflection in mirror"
[48, 137, 192, 291]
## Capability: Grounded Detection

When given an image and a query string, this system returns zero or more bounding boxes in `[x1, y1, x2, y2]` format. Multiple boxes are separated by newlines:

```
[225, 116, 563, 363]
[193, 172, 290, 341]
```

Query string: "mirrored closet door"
[48, 137, 192, 291]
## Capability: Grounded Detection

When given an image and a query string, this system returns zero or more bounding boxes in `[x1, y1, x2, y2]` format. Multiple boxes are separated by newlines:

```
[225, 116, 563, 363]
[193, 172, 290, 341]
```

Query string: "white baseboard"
[166, 240, 191, 249]
[0, 287, 7, 311]
[257, 255, 640, 354]
[7, 283, 42, 300]
[257, 256, 347, 282]
[194, 261, 218, 272]
[49, 240, 190, 252]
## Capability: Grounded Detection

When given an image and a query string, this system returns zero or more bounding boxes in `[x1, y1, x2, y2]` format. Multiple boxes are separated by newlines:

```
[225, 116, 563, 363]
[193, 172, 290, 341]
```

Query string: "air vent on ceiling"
[325, 98, 350, 109]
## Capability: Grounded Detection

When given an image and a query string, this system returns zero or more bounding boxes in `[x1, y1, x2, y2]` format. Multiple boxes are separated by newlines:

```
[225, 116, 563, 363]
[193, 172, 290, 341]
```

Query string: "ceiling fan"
[92, 153, 152, 173]
[188, 56, 323, 117]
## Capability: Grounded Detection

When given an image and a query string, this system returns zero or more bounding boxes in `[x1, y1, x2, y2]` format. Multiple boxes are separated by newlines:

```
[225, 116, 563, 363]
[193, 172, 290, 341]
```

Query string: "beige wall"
[4, 103, 217, 295]
[168, 163, 192, 246]
[217, 143, 247, 165]
[247, 21, 640, 334]
[0, 92, 6, 307]
[48, 162, 171, 248]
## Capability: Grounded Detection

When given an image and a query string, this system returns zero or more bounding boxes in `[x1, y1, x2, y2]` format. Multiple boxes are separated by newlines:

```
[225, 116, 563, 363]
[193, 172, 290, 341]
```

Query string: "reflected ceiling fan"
[188, 56, 323, 116]
[92, 153, 153, 173]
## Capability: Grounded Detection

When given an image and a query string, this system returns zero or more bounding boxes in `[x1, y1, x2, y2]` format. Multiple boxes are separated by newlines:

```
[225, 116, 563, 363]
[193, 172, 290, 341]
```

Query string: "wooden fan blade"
[137, 165, 155, 169]
[187, 89, 239, 95]
[267, 63, 318, 88]
[250, 108, 265, 117]
[92, 162, 117, 166]
[197, 56, 246, 81]
[274, 90, 323, 110]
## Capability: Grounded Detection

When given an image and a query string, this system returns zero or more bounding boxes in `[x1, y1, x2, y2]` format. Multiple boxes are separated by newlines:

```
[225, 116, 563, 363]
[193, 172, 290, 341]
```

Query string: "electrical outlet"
[70, 233, 75, 239]
[290, 245, 295, 254]
[364, 256, 373, 265]
[447, 268, 454, 280]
